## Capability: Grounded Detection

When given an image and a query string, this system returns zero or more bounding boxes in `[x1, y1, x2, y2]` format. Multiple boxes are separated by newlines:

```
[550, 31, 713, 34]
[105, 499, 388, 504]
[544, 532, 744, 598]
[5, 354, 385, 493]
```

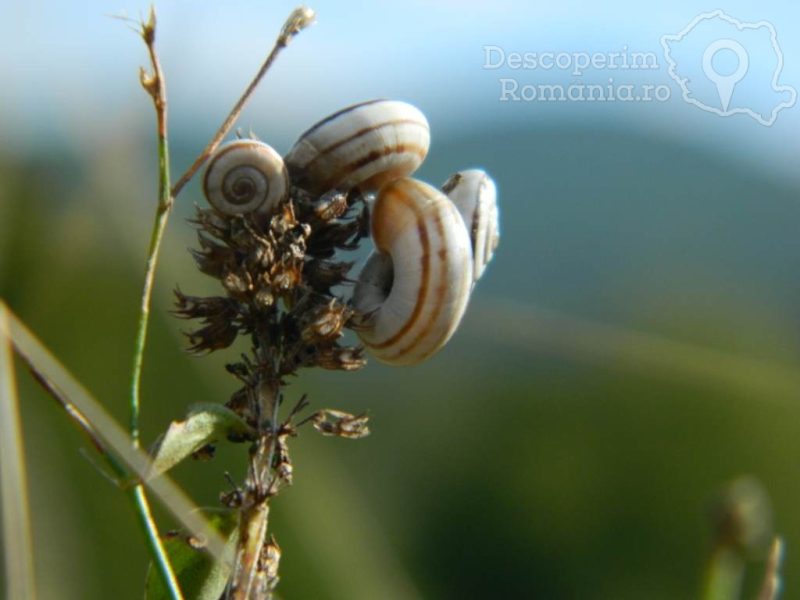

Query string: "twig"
[170, 6, 315, 199]
[0, 305, 36, 600]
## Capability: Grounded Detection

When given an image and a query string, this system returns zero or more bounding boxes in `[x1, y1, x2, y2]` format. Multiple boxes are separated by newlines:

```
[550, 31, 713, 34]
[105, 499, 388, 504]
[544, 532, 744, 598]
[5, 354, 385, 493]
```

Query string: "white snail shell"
[353, 178, 473, 366]
[285, 99, 430, 196]
[203, 140, 289, 215]
[442, 169, 500, 283]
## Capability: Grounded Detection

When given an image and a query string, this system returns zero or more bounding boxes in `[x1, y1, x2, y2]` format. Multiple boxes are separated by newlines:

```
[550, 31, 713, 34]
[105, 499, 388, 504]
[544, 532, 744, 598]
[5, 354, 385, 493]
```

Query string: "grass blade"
[0, 301, 226, 561]
[0, 304, 37, 599]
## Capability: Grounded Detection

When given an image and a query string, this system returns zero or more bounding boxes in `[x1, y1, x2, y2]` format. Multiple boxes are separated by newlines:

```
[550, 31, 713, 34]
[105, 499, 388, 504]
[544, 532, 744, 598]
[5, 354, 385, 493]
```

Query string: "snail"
[441, 169, 500, 283]
[284, 99, 430, 196]
[203, 139, 289, 215]
[353, 177, 473, 366]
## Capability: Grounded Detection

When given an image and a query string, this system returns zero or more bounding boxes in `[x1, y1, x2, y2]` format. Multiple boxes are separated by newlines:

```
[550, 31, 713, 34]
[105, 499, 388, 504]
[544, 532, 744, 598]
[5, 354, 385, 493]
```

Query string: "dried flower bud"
[270, 263, 302, 291]
[312, 409, 370, 439]
[301, 300, 348, 343]
[253, 288, 275, 309]
[272, 432, 294, 486]
[280, 6, 315, 44]
[314, 346, 367, 371]
[223, 270, 252, 297]
[259, 535, 282, 589]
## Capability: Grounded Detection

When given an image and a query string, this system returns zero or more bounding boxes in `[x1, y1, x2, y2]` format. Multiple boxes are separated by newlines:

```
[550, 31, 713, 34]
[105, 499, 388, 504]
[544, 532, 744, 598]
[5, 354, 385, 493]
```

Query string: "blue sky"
[2, 0, 799, 183]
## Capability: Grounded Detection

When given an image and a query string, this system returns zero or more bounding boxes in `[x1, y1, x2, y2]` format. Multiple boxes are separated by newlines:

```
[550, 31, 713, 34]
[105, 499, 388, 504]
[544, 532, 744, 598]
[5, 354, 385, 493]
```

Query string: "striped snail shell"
[441, 169, 500, 283]
[353, 178, 473, 366]
[285, 99, 430, 196]
[203, 139, 289, 215]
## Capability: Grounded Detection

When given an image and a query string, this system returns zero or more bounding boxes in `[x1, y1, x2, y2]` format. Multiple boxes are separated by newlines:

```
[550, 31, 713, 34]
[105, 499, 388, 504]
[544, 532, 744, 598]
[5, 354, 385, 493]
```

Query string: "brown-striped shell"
[442, 169, 499, 283]
[284, 99, 430, 196]
[353, 178, 472, 366]
[203, 140, 289, 215]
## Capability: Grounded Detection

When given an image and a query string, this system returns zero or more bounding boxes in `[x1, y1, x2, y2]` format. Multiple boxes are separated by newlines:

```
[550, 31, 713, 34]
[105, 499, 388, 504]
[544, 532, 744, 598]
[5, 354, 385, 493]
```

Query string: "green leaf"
[149, 404, 253, 477]
[144, 509, 238, 600]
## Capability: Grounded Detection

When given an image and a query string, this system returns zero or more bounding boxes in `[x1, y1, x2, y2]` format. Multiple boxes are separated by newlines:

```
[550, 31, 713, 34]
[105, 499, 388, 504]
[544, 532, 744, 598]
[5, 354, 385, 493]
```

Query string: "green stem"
[128, 187, 179, 597]
[129, 146, 171, 443]
[130, 485, 183, 598]
[128, 9, 183, 599]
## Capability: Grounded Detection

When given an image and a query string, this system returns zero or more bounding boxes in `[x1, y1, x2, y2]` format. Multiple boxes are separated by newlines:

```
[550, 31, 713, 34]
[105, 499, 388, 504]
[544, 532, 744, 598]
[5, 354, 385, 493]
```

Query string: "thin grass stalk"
[2, 302, 227, 560]
[127, 10, 185, 597]
[0, 304, 37, 600]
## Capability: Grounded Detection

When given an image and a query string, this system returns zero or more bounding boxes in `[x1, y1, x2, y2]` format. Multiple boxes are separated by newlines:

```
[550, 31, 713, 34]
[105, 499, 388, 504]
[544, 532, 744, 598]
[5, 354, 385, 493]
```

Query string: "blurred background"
[2, 0, 800, 598]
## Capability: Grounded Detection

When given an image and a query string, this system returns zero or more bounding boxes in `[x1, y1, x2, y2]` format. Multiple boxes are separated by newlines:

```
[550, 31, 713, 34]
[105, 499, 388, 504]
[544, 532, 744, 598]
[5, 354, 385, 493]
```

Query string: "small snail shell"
[203, 140, 289, 215]
[285, 99, 430, 196]
[441, 169, 500, 283]
[353, 178, 472, 366]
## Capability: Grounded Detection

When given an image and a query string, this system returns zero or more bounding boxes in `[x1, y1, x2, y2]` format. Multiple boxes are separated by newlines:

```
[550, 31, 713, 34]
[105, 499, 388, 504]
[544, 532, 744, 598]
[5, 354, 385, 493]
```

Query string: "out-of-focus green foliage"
[1, 124, 799, 599]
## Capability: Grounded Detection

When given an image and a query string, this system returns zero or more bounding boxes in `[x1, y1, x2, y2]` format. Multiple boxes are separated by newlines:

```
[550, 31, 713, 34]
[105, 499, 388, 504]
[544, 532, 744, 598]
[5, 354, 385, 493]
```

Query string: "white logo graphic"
[661, 10, 796, 126]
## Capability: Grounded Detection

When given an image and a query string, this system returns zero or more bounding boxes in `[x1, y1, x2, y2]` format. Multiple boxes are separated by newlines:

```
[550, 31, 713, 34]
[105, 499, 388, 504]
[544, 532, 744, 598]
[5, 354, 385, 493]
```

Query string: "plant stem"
[129, 8, 184, 599]
[170, 5, 316, 199]
[130, 485, 184, 597]
[130, 154, 171, 443]
[130, 5, 172, 447]
[228, 380, 282, 599]
[128, 7, 315, 598]
[0, 306, 36, 600]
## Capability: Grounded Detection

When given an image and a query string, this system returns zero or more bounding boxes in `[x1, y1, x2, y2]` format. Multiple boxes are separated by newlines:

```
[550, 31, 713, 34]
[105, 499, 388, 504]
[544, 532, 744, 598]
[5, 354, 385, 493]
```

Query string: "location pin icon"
[702, 39, 749, 112]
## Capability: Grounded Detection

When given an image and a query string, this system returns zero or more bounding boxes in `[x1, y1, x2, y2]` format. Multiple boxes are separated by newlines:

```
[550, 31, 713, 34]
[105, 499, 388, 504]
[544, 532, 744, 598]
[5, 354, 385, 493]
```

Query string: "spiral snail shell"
[442, 169, 500, 283]
[203, 139, 289, 215]
[353, 178, 473, 366]
[284, 99, 430, 196]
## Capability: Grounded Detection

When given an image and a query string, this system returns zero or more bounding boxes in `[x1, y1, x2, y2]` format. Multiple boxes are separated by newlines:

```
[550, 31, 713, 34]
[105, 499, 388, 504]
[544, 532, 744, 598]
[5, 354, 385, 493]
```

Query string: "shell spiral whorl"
[203, 139, 289, 215]
[353, 177, 473, 366]
[284, 99, 430, 196]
